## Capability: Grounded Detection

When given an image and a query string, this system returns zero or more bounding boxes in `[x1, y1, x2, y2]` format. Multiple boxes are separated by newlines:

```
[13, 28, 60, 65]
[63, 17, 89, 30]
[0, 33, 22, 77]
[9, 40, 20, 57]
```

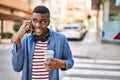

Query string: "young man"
[12, 6, 74, 80]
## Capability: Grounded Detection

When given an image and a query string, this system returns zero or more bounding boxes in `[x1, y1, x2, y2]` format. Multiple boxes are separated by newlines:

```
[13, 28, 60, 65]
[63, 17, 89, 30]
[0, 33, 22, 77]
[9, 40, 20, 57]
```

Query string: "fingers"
[44, 58, 54, 71]
[45, 58, 52, 62]
[45, 62, 51, 67]
[21, 20, 32, 29]
[26, 26, 32, 33]
[21, 20, 33, 34]
[44, 61, 52, 71]
[44, 58, 52, 67]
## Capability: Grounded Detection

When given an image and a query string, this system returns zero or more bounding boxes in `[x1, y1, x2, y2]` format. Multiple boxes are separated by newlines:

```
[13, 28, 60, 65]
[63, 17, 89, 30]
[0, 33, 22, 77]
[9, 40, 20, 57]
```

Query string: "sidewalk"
[77, 25, 120, 60]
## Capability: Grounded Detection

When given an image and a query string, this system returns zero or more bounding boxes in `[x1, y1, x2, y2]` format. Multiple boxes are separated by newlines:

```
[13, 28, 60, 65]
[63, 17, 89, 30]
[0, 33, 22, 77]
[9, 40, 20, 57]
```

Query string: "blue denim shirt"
[12, 29, 74, 80]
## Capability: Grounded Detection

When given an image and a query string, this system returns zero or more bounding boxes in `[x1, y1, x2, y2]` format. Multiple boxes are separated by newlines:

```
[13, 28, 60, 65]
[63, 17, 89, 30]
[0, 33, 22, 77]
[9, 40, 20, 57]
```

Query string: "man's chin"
[34, 32, 42, 36]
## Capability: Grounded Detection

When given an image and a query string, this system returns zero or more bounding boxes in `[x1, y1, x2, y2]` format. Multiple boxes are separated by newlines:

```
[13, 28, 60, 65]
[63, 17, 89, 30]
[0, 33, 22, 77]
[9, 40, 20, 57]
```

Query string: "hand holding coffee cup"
[44, 50, 65, 71]
[44, 50, 54, 71]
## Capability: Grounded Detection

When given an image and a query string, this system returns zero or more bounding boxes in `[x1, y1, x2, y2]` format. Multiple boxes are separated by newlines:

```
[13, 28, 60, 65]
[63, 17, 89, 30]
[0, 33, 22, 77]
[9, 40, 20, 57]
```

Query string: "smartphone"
[26, 20, 33, 34]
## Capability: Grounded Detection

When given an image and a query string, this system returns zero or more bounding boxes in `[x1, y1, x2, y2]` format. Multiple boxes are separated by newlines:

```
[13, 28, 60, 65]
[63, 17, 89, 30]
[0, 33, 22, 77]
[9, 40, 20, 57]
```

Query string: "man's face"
[31, 12, 50, 36]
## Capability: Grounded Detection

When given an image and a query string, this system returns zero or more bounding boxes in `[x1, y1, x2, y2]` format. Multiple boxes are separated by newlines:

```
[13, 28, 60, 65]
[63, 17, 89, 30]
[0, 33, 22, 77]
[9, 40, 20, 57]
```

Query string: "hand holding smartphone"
[14, 20, 33, 46]
[26, 20, 33, 34]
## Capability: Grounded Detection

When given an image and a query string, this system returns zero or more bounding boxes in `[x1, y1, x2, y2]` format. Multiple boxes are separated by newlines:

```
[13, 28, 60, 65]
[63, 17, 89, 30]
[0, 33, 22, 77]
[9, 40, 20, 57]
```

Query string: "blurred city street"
[0, 0, 120, 80]
[60, 25, 120, 80]
[0, 26, 120, 80]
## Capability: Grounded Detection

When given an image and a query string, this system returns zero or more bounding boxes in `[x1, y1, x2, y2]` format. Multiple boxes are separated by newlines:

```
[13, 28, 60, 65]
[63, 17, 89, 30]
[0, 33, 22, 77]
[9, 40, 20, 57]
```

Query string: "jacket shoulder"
[52, 31, 67, 40]
[22, 33, 32, 41]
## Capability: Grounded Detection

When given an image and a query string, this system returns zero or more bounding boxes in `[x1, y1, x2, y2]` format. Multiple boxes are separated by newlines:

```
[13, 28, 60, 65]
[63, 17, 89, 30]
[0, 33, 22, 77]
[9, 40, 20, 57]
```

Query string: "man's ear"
[47, 19, 50, 26]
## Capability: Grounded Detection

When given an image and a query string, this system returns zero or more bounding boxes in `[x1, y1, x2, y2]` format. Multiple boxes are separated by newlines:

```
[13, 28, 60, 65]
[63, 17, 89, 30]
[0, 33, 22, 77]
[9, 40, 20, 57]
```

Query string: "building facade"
[102, 0, 120, 42]
[0, 0, 88, 40]
[0, 0, 32, 39]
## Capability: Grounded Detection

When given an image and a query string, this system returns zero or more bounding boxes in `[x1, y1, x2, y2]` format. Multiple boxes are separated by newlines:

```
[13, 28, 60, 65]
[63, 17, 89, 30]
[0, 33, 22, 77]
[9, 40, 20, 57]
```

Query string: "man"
[12, 6, 74, 80]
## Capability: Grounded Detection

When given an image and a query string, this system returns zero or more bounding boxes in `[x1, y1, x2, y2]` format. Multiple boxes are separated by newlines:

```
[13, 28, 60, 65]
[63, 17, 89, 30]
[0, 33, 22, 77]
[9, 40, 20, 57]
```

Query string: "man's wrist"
[56, 59, 66, 69]
[14, 37, 21, 46]
[61, 60, 66, 69]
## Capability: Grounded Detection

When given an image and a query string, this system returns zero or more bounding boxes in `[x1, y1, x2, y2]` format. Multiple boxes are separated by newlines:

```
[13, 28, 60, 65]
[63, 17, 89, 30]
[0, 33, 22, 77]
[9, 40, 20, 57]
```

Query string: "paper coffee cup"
[44, 50, 54, 58]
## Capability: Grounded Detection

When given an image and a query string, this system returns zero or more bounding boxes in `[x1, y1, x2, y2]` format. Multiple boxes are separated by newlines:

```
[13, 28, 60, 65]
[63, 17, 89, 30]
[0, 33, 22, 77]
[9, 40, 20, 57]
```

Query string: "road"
[59, 26, 120, 80]
[0, 44, 21, 80]
[60, 57, 120, 80]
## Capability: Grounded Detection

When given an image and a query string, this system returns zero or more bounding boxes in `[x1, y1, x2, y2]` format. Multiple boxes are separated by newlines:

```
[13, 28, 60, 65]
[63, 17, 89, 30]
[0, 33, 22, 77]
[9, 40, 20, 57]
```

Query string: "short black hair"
[33, 6, 50, 14]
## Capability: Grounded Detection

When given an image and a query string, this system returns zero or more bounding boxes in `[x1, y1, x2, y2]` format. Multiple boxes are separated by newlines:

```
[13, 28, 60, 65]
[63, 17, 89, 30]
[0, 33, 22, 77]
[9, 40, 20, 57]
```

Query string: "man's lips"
[34, 29, 44, 35]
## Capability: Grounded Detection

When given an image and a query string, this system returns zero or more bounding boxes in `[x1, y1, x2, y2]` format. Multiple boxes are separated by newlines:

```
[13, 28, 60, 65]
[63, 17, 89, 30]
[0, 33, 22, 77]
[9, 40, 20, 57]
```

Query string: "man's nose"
[36, 22, 41, 27]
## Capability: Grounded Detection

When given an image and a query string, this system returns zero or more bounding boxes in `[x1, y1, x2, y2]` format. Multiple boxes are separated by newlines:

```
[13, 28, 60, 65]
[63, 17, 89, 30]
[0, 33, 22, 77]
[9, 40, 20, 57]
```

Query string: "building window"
[115, 0, 120, 6]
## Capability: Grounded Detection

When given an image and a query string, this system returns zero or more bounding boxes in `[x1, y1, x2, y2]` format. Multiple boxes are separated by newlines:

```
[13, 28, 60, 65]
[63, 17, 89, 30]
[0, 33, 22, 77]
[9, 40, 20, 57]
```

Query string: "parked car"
[59, 22, 87, 40]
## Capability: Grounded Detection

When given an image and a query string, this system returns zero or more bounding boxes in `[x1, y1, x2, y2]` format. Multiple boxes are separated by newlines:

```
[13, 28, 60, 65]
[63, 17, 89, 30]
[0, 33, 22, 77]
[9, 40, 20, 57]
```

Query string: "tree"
[13, 22, 21, 32]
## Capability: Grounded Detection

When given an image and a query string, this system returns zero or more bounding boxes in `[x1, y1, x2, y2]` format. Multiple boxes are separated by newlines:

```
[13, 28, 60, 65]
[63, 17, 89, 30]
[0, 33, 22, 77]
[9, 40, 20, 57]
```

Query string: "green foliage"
[0, 32, 13, 39]
[13, 22, 21, 32]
